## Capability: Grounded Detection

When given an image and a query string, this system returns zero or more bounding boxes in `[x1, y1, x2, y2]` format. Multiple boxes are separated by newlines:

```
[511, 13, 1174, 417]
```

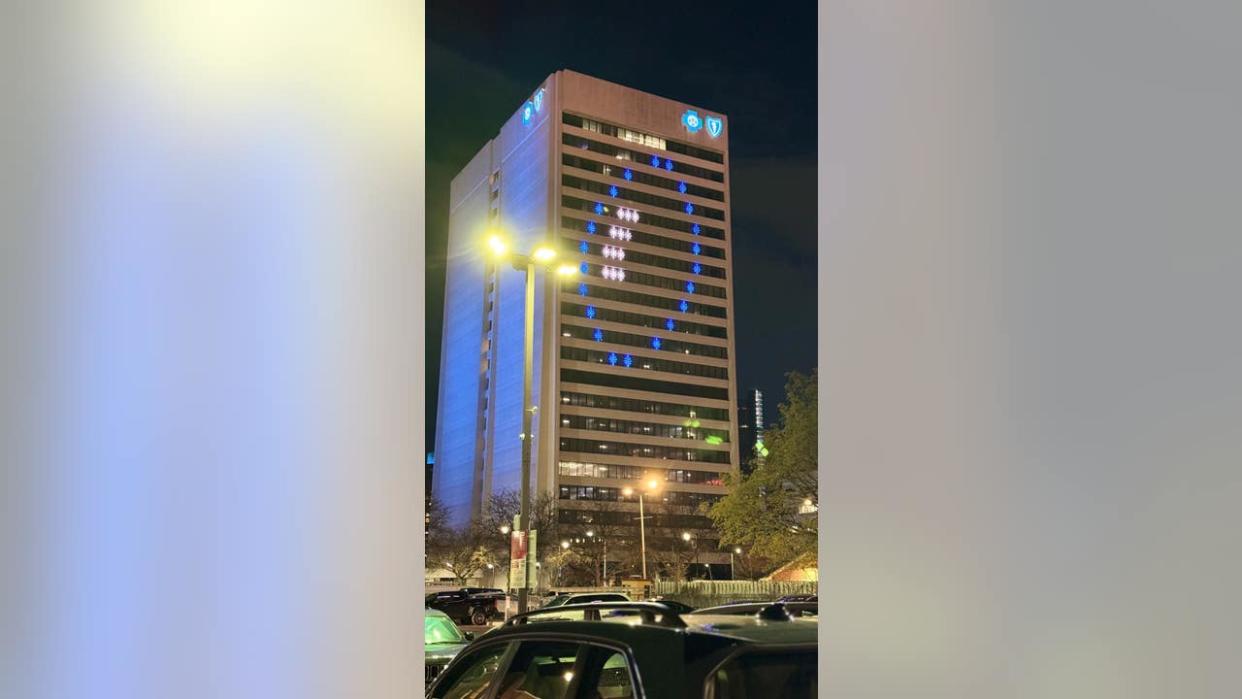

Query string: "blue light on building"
[586, 220, 596, 233]
[521, 100, 534, 125]
[679, 299, 689, 312]
[580, 262, 590, 274]
[594, 202, 605, 215]
[705, 115, 722, 137]
[682, 110, 703, 133]
[623, 169, 633, 181]
[692, 223, 701, 235]
[585, 305, 596, 319]
[594, 328, 604, 342]
[665, 318, 675, 331]
[685, 202, 694, 215]
[650, 155, 661, 168]
[692, 262, 702, 275]
[686, 281, 696, 293]
[691, 242, 701, 255]
[622, 354, 633, 367]
[664, 160, 674, 172]
[651, 337, 662, 350]
[678, 182, 687, 194]
[609, 185, 619, 197]
[608, 352, 618, 366]
[579, 282, 589, 296]
[579, 241, 589, 254]
[533, 88, 545, 113]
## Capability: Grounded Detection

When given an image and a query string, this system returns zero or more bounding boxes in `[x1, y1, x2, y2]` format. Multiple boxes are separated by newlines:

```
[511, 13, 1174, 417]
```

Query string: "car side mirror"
[463, 632, 475, 641]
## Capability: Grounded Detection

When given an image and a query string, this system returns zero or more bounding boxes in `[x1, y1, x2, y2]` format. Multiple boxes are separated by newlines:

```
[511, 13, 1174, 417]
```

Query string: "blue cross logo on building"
[521, 100, 534, 125]
[682, 110, 703, 133]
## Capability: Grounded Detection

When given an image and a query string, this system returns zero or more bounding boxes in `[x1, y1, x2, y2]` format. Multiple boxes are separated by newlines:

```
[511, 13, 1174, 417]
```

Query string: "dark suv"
[426, 602, 817, 698]
[426, 588, 506, 626]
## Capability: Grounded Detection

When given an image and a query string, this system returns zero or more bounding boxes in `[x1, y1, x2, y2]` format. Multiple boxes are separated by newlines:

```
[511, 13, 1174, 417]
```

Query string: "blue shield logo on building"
[533, 88, 545, 113]
[682, 110, 702, 133]
[705, 115, 723, 138]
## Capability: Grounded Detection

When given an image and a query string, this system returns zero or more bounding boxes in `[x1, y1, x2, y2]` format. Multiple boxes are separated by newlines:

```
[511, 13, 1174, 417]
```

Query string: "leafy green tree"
[710, 370, 818, 564]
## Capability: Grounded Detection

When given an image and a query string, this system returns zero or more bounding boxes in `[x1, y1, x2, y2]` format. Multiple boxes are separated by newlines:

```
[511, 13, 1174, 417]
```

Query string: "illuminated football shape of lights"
[651, 337, 662, 350]
[586, 220, 597, 233]
[692, 243, 701, 255]
[650, 155, 661, 168]
[686, 281, 696, 293]
[580, 262, 590, 274]
[609, 185, 619, 197]
[665, 160, 674, 171]
[692, 223, 701, 234]
[585, 305, 596, 319]
[679, 299, 689, 312]
[678, 182, 687, 194]
[608, 352, 618, 366]
[579, 283, 589, 296]
[593, 328, 604, 342]
[692, 263, 702, 275]
[624, 169, 633, 181]
[623, 354, 634, 367]
[594, 202, 605, 215]
[665, 318, 675, 331]
[685, 202, 694, 215]
[579, 241, 589, 254]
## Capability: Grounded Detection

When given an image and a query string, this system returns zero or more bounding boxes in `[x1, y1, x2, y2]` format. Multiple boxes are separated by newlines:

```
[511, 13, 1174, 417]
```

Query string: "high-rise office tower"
[434, 70, 738, 570]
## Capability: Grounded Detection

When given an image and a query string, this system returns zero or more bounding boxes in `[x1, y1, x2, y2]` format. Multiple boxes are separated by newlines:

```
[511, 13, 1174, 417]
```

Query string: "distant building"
[433, 70, 740, 568]
[738, 388, 768, 474]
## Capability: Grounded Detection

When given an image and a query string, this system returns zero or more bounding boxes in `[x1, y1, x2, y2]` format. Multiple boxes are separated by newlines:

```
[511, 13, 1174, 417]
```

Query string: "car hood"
[425, 641, 470, 664]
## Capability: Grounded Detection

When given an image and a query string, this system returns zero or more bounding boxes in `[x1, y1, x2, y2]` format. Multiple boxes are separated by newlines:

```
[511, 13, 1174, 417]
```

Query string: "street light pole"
[638, 492, 647, 580]
[517, 258, 535, 615]
[485, 233, 575, 615]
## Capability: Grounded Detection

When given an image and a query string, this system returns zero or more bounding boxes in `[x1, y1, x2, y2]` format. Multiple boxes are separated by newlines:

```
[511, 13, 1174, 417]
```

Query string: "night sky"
[426, 0, 818, 445]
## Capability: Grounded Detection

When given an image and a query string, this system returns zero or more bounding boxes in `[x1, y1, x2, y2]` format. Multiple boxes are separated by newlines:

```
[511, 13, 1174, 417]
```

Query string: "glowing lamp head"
[622, 487, 634, 497]
[585, 530, 594, 537]
[533, 246, 557, 262]
[556, 263, 578, 277]
[500, 525, 510, 534]
[734, 547, 742, 554]
[560, 540, 570, 550]
[646, 478, 660, 491]
[681, 532, 692, 542]
[486, 234, 509, 258]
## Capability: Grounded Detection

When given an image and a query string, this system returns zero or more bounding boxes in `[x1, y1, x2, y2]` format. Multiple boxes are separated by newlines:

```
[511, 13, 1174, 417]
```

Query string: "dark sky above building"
[426, 0, 818, 445]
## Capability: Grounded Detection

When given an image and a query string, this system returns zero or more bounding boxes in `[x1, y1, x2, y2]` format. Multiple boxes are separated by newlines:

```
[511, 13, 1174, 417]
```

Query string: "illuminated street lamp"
[622, 477, 661, 580]
[485, 230, 577, 614]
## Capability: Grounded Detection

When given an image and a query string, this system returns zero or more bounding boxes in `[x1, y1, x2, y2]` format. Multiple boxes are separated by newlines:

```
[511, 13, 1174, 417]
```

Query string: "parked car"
[777, 593, 818, 603]
[646, 597, 696, 614]
[691, 601, 818, 619]
[423, 609, 475, 688]
[425, 588, 506, 626]
[539, 591, 630, 609]
[426, 602, 817, 698]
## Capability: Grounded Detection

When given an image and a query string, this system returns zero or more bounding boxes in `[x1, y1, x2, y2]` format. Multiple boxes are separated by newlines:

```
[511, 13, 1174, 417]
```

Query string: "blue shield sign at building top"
[705, 115, 723, 138]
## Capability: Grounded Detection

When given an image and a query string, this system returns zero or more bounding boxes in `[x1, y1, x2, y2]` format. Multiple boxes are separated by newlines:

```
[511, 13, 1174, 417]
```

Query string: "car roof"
[682, 615, 819, 644]
[425, 608, 452, 619]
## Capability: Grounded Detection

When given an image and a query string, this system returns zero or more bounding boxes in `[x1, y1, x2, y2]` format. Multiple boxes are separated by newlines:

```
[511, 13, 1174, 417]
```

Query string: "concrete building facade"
[434, 70, 739, 570]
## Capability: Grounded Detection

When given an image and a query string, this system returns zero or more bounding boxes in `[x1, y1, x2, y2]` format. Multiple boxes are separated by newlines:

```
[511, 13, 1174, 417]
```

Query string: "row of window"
[560, 368, 730, 401]
[561, 414, 730, 443]
[562, 302, 728, 339]
[563, 281, 729, 320]
[562, 133, 726, 185]
[564, 175, 726, 222]
[563, 113, 725, 164]
[562, 215, 726, 260]
[563, 195, 726, 241]
[557, 486, 725, 509]
[561, 346, 730, 381]
[557, 460, 726, 485]
[567, 235, 727, 280]
[562, 323, 728, 359]
[560, 437, 732, 464]
[557, 507, 717, 529]
[559, 391, 731, 422]
[561, 154, 725, 202]
[577, 261, 727, 299]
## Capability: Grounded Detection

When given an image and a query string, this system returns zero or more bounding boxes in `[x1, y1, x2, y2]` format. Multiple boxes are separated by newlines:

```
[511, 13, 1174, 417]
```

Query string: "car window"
[431, 644, 510, 699]
[580, 649, 635, 699]
[425, 615, 465, 645]
[707, 649, 817, 699]
[495, 641, 581, 699]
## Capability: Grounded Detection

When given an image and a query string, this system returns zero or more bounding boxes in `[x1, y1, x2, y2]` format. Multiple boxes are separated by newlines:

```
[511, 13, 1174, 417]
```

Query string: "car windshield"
[542, 594, 571, 608]
[424, 615, 465, 645]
